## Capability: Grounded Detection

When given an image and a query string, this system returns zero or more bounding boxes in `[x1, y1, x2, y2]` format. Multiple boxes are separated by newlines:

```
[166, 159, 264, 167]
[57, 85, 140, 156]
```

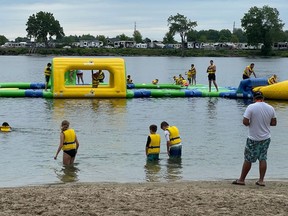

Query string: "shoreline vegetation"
[1, 47, 288, 57]
[1, 181, 288, 215]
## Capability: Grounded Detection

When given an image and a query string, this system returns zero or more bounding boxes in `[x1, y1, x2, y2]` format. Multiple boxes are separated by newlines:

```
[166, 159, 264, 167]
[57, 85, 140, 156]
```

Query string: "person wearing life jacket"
[268, 74, 277, 85]
[54, 120, 80, 165]
[44, 63, 52, 91]
[152, 79, 159, 85]
[181, 79, 189, 87]
[186, 64, 197, 85]
[91, 70, 101, 88]
[173, 76, 181, 85]
[206, 60, 219, 92]
[98, 70, 105, 83]
[160, 121, 182, 158]
[146, 124, 161, 161]
[0, 122, 12, 132]
[243, 63, 256, 79]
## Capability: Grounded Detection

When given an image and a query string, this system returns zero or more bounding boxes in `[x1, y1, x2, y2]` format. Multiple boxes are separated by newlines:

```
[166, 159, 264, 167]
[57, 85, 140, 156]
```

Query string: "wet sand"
[0, 181, 288, 216]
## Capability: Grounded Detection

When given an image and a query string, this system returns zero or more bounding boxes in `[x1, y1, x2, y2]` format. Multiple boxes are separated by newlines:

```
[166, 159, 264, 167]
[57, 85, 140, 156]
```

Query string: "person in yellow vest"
[91, 70, 101, 88]
[98, 70, 105, 83]
[146, 124, 161, 161]
[44, 63, 52, 91]
[54, 120, 80, 165]
[206, 60, 219, 92]
[173, 76, 181, 85]
[160, 121, 182, 158]
[243, 63, 256, 79]
[268, 74, 277, 85]
[0, 122, 12, 132]
[186, 64, 197, 85]
[152, 79, 159, 85]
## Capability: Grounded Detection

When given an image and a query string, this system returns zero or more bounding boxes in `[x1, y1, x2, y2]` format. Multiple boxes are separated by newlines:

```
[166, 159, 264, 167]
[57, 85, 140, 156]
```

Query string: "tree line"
[0, 5, 287, 55]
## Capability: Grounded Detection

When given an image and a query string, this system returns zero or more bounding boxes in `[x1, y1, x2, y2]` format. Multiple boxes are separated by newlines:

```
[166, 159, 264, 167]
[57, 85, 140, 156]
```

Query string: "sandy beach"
[0, 180, 287, 216]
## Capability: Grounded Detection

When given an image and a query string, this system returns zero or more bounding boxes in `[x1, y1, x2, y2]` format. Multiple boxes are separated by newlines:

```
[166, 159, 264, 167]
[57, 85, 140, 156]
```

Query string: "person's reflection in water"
[207, 97, 218, 119]
[144, 160, 161, 182]
[55, 164, 79, 183]
[165, 157, 183, 181]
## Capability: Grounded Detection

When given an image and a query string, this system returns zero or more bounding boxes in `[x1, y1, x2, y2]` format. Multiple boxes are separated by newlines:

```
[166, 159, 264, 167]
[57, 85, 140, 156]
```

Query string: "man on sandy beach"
[233, 91, 277, 186]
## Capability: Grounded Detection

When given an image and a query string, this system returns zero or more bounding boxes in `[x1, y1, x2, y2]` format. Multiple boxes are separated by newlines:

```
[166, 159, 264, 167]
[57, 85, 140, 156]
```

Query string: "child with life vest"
[146, 124, 161, 161]
[54, 120, 80, 166]
[0, 122, 12, 132]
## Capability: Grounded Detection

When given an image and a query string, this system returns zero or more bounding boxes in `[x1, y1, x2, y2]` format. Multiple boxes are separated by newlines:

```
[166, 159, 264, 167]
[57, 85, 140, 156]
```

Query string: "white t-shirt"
[243, 101, 276, 141]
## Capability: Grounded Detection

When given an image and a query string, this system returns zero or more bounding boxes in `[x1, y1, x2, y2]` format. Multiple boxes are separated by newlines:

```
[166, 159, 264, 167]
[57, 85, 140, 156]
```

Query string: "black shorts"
[64, 149, 77, 158]
[208, 73, 216, 81]
[45, 75, 50, 83]
[242, 74, 249, 79]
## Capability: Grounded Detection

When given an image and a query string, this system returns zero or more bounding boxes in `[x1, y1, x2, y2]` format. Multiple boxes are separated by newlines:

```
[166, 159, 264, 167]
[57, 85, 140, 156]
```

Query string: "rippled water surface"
[0, 55, 288, 187]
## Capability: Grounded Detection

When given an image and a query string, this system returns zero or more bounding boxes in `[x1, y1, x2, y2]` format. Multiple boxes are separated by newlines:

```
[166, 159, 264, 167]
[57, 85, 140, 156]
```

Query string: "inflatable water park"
[0, 57, 287, 100]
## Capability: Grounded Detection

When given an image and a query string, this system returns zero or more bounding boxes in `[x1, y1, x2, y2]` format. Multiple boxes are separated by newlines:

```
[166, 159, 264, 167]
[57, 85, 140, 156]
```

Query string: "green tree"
[167, 13, 197, 51]
[79, 34, 96, 40]
[162, 32, 176, 44]
[96, 35, 108, 46]
[0, 35, 9, 45]
[241, 5, 284, 55]
[218, 29, 232, 42]
[15, 37, 30, 43]
[26, 11, 64, 47]
[232, 28, 247, 43]
[116, 34, 131, 41]
[133, 30, 143, 43]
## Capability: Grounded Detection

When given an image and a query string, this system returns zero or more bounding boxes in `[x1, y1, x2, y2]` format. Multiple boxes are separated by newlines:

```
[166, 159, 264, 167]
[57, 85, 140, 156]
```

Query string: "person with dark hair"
[0, 122, 12, 132]
[243, 63, 256, 79]
[206, 60, 218, 92]
[232, 91, 277, 186]
[145, 124, 161, 161]
[54, 120, 80, 165]
[127, 75, 133, 84]
[160, 121, 182, 158]
[44, 63, 52, 91]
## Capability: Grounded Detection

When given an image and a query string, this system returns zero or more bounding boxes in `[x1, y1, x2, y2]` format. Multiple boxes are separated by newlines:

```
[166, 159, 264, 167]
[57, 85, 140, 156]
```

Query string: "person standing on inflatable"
[44, 63, 52, 91]
[207, 60, 219, 92]
[146, 124, 161, 161]
[160, 121, 182, 158]
[243, 63, 256, 79]
[54, 120, 80, 166]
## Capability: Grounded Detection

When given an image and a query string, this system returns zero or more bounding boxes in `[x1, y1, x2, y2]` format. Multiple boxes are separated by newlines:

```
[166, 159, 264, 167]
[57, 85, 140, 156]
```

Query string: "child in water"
[0, 122, 12, 132]
[54, 120, 80, 165]
[146, 124, 161, 161]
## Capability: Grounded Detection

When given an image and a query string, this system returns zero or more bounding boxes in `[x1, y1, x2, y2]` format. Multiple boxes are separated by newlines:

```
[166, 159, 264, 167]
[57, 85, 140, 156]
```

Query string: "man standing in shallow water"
[232, 91, 277, 186]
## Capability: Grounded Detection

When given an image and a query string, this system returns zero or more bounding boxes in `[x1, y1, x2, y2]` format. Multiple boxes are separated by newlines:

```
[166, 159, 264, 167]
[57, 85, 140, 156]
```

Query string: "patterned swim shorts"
[244, 138, 271, 163]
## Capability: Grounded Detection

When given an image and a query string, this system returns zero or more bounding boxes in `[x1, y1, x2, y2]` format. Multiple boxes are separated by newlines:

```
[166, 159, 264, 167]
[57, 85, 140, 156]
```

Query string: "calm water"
[0, 55, 288, 187]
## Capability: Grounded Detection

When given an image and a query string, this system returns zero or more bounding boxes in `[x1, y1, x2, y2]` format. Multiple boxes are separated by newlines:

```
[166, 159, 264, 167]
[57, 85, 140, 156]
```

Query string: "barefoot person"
[206, 60, 218, 92]
[232, 91, 277, 186]
[54, 120, 80, 166]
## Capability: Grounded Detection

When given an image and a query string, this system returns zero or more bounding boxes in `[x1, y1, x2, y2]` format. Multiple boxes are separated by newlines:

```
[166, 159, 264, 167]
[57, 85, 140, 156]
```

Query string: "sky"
[1, 0, 288, 41]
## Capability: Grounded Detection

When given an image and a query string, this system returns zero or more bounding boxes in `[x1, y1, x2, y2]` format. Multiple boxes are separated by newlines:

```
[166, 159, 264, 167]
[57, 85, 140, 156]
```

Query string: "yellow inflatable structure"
[51, 57, 127, 98]
[253, 80, 288, 100]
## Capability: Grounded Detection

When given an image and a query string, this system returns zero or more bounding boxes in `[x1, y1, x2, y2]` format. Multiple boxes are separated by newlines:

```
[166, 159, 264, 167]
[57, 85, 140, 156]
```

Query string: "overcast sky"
[1, 0, 287, 41]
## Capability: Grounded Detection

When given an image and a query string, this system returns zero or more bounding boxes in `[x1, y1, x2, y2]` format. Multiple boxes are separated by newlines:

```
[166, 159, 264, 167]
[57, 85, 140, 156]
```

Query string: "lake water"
[0, 55, 288, 187]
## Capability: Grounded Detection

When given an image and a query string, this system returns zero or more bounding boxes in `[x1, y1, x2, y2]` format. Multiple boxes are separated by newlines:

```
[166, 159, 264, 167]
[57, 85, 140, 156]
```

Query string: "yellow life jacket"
[268, 76, 276, 85]
[191, 67, 196, 75]
[207, 65, 215, 74]
[167, 126, 181, 145]
[0, 126, 11, 132]
[62, 129, 76, 151]
[147, 134, 161, 155]
[92, 73, 100, 87]
[44, 66, 51, 76]
[243, 66, 253, 77]
[98, 71, 105, 80]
